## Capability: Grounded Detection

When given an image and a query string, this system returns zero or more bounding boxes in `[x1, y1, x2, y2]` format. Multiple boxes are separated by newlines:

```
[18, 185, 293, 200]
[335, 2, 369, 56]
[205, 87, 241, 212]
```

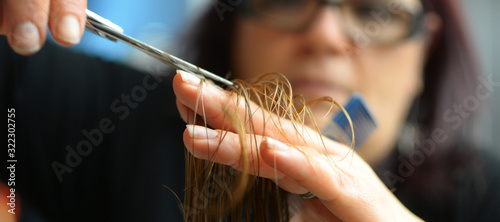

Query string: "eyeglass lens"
[244, 0, 423, 45]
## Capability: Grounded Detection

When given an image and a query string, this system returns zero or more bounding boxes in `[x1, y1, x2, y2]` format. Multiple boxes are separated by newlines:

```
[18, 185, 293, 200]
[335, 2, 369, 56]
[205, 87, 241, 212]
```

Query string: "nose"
[300, 7, 353, 57]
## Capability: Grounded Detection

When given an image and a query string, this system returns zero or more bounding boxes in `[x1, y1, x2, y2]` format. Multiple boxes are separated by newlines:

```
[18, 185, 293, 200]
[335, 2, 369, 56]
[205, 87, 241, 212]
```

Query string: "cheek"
[231, 20, 297, 80]
[355, 42, 425, 109]
[353, 41, 426, 160]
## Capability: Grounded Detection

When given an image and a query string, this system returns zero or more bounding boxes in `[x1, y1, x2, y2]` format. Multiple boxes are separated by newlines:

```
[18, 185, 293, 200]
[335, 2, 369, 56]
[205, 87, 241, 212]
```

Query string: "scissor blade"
[84, 9, 234, 86]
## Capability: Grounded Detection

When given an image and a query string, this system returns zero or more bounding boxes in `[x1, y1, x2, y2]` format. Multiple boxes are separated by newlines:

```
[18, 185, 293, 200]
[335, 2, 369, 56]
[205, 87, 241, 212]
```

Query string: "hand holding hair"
[173, 70, 422, 221]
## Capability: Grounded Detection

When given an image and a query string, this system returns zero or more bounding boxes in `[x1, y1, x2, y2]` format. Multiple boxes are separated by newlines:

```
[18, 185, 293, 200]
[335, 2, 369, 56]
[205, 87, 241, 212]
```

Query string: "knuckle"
[50, 0, 87, 16]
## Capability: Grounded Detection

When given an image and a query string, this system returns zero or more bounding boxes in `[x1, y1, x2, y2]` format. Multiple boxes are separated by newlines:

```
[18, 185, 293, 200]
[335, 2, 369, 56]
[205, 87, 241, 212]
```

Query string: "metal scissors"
[84, 9, 234, 86]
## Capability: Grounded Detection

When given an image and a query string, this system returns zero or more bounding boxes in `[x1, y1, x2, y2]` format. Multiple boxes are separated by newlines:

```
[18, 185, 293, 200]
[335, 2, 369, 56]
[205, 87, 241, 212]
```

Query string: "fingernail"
[186, 125, 218, 139]
[10, 22, 41, 54]
[266, 137, 290, 151]
[57, 14, 81, 44]
[178, 70, 200, 85]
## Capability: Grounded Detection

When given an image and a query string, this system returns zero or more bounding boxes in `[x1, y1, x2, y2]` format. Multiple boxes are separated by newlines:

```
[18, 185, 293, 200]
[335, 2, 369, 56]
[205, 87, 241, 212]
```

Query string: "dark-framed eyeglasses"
[237, 0, 425, 46]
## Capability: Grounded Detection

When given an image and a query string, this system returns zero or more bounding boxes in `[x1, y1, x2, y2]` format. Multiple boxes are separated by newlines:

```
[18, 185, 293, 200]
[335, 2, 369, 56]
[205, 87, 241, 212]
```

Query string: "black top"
[1, 37, 499, 221]
[375, 147, 500, 222]
[1, 37, 187, 221]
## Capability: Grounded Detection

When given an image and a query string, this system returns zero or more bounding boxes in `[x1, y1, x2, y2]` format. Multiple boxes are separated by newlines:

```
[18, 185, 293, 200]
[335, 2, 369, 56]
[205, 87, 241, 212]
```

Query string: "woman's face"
[231, 0, 430, 164]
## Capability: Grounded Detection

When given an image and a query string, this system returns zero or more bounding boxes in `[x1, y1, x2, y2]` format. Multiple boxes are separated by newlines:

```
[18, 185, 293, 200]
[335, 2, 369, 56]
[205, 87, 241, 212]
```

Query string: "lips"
[289, 78, 345, 101]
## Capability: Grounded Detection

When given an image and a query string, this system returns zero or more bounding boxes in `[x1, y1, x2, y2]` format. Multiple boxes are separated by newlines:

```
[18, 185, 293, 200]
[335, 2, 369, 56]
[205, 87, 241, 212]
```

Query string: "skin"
[174, 70, 422, 221]
[231, 5, 427, 165]
[1, 0, 437, 220]
[174, 0, 440, 220]
[0, 0, 87, 55]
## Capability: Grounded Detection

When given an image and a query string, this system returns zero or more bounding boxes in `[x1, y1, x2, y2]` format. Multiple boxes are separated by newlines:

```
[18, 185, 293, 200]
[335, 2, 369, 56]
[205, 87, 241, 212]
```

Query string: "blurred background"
[58, 0, 499, 153]
[55, 0, 209, 68]
[460, 0, 499, 153]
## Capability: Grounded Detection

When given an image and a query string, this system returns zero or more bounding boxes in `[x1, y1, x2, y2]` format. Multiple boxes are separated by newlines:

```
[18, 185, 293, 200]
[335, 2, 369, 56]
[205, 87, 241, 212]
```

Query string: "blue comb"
[321, 93, 377, 150]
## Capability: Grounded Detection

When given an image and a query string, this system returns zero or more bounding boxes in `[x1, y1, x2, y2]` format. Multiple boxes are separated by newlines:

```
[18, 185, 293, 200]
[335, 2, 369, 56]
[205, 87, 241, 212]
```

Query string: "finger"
[48, 0, 87, 46]
[260, 138, 383, 221]
[174, 70, 263, 134]
[176, 99, 196, 124]
[177, 99, 217, 125]
[173, 70, 344, 153]
[183, 124, 307, 193]
[289, 198, 343, 222]
[184, 124, 277, 176]
[261, 137, 353, 199]
[184, 124, 367, 221]
[2, 0, 49, 55]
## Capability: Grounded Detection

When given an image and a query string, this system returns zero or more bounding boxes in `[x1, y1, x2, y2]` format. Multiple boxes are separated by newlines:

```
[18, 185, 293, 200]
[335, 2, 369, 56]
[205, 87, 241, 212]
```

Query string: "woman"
[1, 0, 499, 221]
[173, 0, 499, 220]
